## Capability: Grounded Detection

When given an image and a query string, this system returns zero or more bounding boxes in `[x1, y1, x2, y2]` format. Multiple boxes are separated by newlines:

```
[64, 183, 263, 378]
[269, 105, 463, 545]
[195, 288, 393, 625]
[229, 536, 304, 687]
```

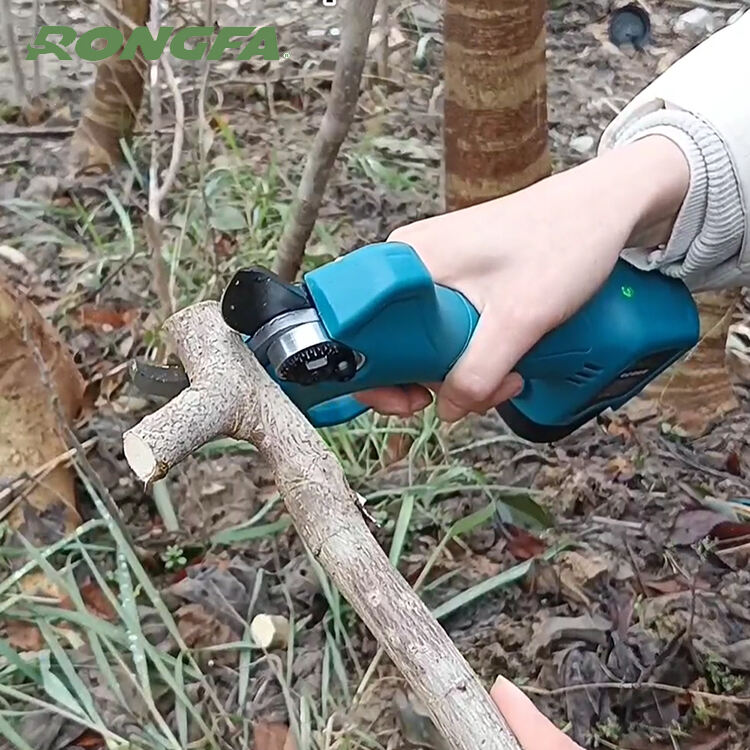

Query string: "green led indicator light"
[621, 285, 635, 299]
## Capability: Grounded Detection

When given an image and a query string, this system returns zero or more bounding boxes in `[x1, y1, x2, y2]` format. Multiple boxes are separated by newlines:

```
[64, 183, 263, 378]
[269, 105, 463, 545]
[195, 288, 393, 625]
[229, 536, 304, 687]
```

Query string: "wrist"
[599, 135, 690, 248]
[524, 134, 689, 269]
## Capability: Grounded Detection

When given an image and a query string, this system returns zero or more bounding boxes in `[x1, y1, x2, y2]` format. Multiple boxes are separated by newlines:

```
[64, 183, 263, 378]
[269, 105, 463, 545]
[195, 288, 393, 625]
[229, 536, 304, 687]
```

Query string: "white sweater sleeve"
[598, 11, 750, 292]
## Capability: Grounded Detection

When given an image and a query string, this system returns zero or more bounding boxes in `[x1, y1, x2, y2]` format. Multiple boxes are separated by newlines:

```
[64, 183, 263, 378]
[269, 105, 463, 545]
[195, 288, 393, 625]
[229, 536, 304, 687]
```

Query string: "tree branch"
[376, 0, 390, 79]
[1, 0, 27, 107]
[272, 0, 378, 281]
[143, 0, 183, 322]
[123, 302, 521, 750]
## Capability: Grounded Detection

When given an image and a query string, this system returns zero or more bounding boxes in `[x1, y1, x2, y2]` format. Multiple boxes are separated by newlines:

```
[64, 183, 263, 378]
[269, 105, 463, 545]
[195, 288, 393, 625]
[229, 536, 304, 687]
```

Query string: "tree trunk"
[443, 0, 550, 210]
[625, 288, 741, 436]
[70, 0, 149, 173]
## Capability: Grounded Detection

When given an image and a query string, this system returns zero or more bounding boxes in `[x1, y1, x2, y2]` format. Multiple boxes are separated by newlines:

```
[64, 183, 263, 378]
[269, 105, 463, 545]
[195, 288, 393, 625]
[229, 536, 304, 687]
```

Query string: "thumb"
[490, 677, 582, 750]
[437, 309, 532, 422]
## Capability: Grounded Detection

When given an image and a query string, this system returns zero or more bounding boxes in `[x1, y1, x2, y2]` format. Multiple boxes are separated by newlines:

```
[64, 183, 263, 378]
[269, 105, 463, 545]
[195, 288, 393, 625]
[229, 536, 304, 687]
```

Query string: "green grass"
[346, 134, 439, 194]
[0, 121, 336, 337]
[1, 473, 233, 750]
[1, 119, 556, 749]
[0, 404, 556, 749]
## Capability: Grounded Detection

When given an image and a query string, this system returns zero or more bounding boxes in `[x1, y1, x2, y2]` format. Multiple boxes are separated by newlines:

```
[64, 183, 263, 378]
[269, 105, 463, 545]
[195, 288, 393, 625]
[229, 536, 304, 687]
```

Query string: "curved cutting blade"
[129, 358, 190, 398]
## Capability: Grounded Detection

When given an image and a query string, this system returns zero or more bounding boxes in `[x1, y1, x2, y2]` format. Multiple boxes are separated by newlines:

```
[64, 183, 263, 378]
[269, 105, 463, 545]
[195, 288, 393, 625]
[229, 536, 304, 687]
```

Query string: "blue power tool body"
[221, 241, 699, 442]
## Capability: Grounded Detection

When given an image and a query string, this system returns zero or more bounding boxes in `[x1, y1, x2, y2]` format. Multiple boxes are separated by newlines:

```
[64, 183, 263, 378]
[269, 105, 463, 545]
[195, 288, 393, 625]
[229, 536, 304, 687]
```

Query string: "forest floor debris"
[1, 1, 750, 749]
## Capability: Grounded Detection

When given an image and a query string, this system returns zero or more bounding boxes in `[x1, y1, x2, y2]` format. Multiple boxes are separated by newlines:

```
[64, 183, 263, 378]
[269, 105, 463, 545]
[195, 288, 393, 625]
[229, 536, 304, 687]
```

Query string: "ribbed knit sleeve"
[603, 109, 745, 291]
[598, 10, 750, 292]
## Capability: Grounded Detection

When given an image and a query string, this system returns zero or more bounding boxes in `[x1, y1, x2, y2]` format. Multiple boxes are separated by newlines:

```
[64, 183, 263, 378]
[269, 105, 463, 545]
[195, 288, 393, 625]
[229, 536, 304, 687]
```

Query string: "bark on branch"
[1, 0, 27, 108]
[123, 302, 521, 750]
[272, 0, 378, 281]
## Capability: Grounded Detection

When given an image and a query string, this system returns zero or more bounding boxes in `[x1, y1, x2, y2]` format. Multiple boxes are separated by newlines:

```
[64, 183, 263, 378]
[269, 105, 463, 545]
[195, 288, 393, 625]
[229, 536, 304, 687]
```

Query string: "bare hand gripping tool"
[215, 241, 699, 442]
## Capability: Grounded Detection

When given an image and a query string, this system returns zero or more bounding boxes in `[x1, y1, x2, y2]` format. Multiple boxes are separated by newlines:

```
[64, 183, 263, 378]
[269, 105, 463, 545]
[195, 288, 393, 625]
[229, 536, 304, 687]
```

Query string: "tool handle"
[284, 242, 479, 426]
[496, 258, 699, 440]
[296, 289, 480, 427]
[281, 243, 699, 438]
[303, 281, 479, 427]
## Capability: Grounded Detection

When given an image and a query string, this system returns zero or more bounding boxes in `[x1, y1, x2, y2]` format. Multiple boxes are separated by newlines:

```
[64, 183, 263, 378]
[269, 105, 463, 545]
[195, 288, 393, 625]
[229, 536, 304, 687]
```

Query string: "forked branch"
[122, 302, 521, 750]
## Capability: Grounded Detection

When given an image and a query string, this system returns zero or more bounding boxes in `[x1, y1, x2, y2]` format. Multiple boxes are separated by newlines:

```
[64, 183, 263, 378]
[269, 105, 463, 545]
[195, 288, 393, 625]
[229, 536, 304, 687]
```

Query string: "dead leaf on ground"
[7, 615, 79, 655]
[712, 523, 750, 547]
[19, 710, 80, 750]
[176, 603, 236, 651]
[15, 570, 64, 599]
[641, 575, 710, 597]
[164, 556, 268, 631]
[0, 276, 84, 542]
[688, 731, 731, 750]
[560, 647, 611, 746]
[393, 690, 448, 750]
[20, 100, 49, 126]
[465, 552, 502, 580]
[530, 614, 611, 656]
[671, 509, 729, 546]
[276, 555, 324, 602]
[605, 415, 636, 439]
[69, 729, 105, 748]
[63, 580, 117, 622]
[209, 113, 231, 131]
[385, 432, 414, 465]
[253, 721, 297, 750]
[719, 638, 750, 671]
[80, 362, 130, 413]
[505, 525, 546, 561]
[534, 550, 610, 605]
[77, 305, 140, 332]
[558, 550, 609, 586]
[213, 233, 237, 259]
[6, 620, 44, 651]
[606, 455, 635, 480]
[619, 398, 659, 425]
[671, 509, 750, 547]
[725, 451, 743, 477]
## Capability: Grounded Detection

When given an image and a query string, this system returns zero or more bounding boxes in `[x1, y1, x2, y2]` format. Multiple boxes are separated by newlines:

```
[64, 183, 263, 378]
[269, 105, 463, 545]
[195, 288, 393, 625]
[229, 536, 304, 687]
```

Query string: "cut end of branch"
[123, 431, 158, 483]
[250, 614, 291, 650]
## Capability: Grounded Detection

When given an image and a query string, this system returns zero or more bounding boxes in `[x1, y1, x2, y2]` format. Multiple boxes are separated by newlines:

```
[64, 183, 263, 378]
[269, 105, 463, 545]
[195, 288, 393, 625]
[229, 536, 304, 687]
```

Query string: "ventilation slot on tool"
[582, 362, 603, 374]
[566, 363, 604, 387]
[565, 375, 586, 387]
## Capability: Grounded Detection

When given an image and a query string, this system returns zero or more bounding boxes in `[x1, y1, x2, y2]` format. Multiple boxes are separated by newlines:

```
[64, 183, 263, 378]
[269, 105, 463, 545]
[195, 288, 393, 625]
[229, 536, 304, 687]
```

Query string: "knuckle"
[387, 226, 412, 243]
[450, 369, 495, 408]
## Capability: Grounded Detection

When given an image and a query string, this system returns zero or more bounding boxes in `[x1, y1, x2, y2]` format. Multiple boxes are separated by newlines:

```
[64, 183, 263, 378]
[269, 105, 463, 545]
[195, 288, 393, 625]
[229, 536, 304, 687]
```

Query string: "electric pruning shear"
[131, 241, 700, 443]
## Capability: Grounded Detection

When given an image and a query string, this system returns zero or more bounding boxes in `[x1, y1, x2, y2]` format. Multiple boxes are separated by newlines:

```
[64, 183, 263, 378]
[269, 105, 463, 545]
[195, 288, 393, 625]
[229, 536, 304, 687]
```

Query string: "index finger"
[490, 677, 581, 750]
[354, 385, 432, 416]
